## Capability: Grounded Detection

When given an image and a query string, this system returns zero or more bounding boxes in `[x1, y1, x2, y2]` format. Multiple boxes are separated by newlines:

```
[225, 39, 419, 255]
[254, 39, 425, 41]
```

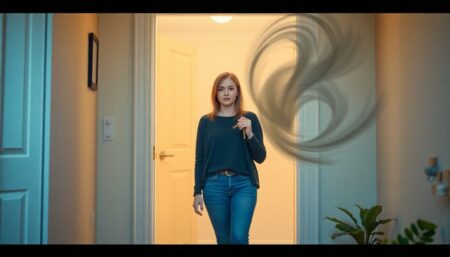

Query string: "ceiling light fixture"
[210, 16, 233, 24]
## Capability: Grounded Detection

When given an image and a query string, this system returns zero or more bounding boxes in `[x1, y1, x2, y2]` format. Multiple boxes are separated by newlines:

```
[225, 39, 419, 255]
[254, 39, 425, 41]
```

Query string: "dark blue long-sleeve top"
[193, 111, 266, 196]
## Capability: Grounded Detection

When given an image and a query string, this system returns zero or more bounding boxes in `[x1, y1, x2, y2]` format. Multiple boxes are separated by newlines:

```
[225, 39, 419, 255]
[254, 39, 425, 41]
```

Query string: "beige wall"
[376, 14, 450, 243]
[49, 13, 98, 243]
[96, 14, 134, 244]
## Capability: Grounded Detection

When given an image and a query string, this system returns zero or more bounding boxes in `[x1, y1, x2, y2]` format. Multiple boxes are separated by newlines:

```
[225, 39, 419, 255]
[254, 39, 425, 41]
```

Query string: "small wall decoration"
[88, 32, 99, 90]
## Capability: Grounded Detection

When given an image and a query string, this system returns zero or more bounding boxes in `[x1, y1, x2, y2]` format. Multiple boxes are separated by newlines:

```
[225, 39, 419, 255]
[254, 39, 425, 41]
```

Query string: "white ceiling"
[157, 14, 290, 43]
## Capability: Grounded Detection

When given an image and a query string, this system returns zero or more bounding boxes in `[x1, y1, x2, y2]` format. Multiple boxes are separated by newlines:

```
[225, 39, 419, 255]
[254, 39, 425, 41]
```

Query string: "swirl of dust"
[246, 14, 382, 164]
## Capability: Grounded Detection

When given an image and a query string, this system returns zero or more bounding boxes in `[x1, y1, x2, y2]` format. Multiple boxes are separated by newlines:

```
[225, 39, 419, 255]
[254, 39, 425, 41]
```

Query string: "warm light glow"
[210, 16, 233, 24]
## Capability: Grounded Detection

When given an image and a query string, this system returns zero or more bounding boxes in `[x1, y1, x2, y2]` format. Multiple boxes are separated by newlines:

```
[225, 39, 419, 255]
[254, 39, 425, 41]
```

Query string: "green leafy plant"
[390, 219, 437, 244]
[325, 204, 396, 244]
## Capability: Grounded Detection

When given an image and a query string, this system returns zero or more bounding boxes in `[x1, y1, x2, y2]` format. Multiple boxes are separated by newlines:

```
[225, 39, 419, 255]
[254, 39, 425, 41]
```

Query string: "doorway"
[154, 14, 297, 244]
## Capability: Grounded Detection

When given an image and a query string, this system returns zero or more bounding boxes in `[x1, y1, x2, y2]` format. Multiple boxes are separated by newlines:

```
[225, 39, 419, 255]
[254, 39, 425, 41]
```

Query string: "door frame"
[132, 13, 320, 244]
[42, 13, 54, 244]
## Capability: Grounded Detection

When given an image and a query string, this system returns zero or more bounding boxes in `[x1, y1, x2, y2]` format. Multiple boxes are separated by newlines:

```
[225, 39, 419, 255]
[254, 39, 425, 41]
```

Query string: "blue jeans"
[203, 173, 257, 244]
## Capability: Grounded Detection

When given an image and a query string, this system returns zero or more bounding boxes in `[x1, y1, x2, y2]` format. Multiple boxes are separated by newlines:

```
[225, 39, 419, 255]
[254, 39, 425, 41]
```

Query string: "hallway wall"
[96, 14, 134, 244]
[317, 14, 378, 244]
[376, 14, 450, 243]
[49, 13, 98, 243]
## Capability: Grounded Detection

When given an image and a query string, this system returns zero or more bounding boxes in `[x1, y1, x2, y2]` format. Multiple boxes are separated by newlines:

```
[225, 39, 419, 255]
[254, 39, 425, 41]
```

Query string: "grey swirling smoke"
[246, 14, 381, 164]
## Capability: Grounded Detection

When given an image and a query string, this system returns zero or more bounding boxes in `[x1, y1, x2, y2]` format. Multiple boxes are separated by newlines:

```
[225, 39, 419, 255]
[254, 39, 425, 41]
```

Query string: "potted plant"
[325, 204, 396, 244]
[388, 219, 437, 244]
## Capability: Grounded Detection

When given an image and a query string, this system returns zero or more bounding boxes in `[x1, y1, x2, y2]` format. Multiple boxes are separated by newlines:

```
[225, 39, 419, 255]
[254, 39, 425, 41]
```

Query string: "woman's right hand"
[193, 194, 204, 216]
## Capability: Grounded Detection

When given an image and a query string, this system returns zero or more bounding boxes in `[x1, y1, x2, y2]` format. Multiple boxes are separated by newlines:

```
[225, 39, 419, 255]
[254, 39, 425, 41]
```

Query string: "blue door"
[0, 13, 52, 244]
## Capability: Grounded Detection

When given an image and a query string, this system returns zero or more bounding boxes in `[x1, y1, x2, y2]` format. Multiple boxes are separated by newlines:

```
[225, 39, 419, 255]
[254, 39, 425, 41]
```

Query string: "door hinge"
[153, 145, 155, 160]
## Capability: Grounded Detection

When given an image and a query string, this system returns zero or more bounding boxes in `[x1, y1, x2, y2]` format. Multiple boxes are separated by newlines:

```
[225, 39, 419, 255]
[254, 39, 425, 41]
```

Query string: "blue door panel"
[0, 13, 50, 244]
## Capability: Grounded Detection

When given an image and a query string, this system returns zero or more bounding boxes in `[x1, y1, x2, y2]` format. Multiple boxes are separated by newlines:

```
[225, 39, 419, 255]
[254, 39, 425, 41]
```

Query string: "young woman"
[192, 72, 266, 244]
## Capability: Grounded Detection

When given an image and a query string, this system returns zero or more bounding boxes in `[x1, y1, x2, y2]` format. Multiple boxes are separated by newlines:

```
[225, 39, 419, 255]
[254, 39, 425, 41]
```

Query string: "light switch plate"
[103, 117, 114, 141]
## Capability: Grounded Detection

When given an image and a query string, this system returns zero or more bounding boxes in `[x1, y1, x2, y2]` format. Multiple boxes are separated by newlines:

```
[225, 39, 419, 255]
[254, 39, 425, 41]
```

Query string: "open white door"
[155, 35, 197, 244]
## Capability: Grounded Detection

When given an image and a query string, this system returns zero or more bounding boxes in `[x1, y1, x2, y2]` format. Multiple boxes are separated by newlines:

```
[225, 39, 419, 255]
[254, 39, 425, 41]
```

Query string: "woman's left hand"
[234, 116, 253, 139]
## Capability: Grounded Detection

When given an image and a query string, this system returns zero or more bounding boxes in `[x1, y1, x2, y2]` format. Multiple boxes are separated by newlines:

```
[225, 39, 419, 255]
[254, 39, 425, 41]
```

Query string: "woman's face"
[217, 77, 238, 107]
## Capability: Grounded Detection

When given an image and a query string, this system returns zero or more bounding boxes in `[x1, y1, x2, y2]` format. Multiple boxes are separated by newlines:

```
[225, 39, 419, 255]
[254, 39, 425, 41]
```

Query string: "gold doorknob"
[159, 151, 174, 160]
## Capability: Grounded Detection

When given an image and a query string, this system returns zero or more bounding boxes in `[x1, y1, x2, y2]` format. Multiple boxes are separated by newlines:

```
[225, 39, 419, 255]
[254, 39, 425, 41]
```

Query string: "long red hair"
[208, 72, 246, 120]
